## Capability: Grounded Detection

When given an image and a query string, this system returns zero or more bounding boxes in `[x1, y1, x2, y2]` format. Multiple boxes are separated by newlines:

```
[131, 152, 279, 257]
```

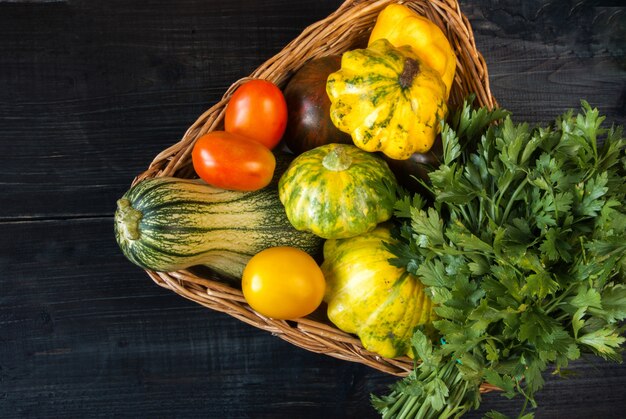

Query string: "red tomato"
[224, 79, 288, 150]
[192, 131, 276, 191]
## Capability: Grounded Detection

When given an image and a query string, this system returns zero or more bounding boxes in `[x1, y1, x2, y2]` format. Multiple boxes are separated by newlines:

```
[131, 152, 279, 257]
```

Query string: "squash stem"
[399, 58, 419, 89]
[116, 198, 143, 241]
[322, 145, 352, 171]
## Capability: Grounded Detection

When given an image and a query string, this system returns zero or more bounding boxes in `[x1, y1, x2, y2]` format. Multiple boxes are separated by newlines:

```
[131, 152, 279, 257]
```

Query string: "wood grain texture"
[1, 0, 625, 418]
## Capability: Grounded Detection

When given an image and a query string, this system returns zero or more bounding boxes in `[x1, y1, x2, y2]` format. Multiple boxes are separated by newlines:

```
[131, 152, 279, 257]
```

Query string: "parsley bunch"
[372, 98, 626, 418]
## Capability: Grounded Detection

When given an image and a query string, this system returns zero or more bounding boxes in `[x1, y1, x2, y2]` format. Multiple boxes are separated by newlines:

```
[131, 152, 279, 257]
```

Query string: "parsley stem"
[515, 380, 536, 411]
[382, 391, 407, 419]
[543, 282, 576, 314]
[517, 395, 530, 418]
[458, 205, 473, 229]
[500, 177, 529, 225]
[397, 395, 419, 418]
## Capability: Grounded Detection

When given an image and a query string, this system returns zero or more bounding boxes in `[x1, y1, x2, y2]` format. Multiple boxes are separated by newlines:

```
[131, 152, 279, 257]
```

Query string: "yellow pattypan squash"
[369, 3, 456, 97]
[326, 38, 448, 159]
[321, 225, 434, 359]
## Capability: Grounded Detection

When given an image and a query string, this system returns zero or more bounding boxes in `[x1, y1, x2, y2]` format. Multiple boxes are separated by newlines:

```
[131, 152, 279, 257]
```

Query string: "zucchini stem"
[116, 198, 143, 241]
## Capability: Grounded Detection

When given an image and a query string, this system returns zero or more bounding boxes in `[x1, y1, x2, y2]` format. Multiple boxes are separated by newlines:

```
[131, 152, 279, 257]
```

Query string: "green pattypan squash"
[278, 143, 397, 239]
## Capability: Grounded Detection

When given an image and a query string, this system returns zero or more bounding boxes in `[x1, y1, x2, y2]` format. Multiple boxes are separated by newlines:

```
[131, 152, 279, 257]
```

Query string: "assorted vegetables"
[114, 4, 626, 418]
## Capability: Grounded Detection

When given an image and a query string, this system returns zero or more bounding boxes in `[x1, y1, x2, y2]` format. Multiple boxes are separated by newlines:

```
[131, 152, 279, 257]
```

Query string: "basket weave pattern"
[134, 0, 498, 388]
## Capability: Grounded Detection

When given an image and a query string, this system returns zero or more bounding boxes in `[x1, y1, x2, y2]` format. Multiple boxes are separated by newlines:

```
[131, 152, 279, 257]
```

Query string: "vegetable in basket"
[326, 39, 448, 160]
[192, 130, 276, 191]
[372, 98, 626, 418]
[322, 225, 434, 359]
[242, 246, 326, 320]
[383, 136, 443, 195]
[114, 155, 323, 279]
[369, 3, 457, 97]
[278, 143, 398, 239]
[282, 55, 352, 155]
[224, 79, 287, 150]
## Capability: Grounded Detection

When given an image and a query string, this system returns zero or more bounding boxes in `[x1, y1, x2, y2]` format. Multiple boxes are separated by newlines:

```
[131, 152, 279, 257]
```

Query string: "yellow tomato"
[242, 247, 325, 320]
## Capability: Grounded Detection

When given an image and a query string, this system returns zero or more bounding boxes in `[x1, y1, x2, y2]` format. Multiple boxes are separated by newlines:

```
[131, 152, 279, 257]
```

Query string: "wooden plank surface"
[1, 1, 624, 418]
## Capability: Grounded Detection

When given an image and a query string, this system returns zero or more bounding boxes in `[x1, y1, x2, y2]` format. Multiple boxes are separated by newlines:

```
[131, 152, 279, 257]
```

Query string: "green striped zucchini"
[114, 165, 323, 279]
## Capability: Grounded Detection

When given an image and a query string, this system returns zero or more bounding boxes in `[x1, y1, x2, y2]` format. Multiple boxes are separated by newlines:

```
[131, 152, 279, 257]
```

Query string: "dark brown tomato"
[382, 136, 443, 196]
[283, 55, 352, 155]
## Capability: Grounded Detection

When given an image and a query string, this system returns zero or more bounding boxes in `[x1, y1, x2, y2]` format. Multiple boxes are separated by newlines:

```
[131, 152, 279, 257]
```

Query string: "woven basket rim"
[134, 0, 499, 391]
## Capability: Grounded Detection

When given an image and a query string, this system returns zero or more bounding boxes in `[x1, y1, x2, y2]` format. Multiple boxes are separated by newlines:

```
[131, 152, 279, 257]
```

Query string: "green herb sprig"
[372, 97, 626, 418]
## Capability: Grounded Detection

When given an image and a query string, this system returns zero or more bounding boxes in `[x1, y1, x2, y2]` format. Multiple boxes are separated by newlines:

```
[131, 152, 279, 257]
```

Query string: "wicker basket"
[133, 0, 498, 390]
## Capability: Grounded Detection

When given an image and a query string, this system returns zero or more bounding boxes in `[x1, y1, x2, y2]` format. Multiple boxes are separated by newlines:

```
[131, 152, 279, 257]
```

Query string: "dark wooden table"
[1, 1, 624, 418]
